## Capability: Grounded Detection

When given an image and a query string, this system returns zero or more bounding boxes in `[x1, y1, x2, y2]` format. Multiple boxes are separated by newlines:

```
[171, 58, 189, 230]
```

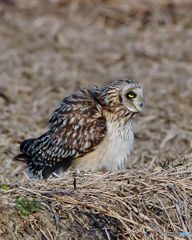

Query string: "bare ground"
[0, 0, 192, 239]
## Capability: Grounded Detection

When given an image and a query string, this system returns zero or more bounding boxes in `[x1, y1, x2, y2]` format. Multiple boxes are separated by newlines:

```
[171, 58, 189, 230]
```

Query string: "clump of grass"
[159, 158, 170, 169]
[1, 185, 10, 190]
[159, 157, 187, 170]
[15, 198, 41, 217]
[172, 157, 187, 168]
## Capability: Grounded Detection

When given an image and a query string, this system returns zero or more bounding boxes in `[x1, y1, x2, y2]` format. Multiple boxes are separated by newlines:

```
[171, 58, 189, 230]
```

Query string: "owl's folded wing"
[19, 90, 106, 169]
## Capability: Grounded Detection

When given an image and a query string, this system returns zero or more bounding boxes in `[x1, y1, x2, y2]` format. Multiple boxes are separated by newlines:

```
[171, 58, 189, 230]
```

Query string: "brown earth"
[0, 0, 192, 239]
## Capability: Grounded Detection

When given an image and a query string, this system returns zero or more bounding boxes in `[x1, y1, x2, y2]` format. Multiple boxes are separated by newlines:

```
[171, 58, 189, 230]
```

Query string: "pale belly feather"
[72, 117, 134, 172]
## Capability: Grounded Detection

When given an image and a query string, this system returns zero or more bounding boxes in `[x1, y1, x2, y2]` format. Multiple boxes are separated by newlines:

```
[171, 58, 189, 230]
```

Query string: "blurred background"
[0, 0, 192, 181]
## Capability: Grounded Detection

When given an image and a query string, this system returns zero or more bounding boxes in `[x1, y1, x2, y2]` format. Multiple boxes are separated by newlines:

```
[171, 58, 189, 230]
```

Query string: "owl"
[13, 79, 144, 178]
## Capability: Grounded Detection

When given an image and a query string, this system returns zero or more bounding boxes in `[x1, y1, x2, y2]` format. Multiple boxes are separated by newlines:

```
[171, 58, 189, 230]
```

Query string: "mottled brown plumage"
[13, 79, 144, 178]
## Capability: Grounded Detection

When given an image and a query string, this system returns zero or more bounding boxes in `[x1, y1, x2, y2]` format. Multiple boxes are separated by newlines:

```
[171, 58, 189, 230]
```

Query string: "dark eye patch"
[126, 91, 137, 99]
[119, 94, 122, 103]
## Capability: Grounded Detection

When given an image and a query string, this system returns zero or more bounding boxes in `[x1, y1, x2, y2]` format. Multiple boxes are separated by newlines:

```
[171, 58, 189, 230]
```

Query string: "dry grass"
[1, 165, 192, 239]
[0, 0, 192, 239]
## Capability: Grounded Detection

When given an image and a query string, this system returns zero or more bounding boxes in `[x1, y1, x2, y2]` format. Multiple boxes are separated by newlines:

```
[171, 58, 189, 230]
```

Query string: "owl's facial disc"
[123, 86, 144, 113]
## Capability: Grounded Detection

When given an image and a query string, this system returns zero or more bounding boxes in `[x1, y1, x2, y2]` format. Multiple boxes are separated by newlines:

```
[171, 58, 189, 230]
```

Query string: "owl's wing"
[23, 89, 106, 168]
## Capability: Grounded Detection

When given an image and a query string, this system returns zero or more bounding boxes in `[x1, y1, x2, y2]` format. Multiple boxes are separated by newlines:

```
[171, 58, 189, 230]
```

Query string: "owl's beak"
[140, 101, 144, 109]
[133, 98, 144, 113]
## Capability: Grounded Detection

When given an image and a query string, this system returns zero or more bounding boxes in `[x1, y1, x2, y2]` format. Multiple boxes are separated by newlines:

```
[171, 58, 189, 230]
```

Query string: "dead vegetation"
[1, 165, 192, 239]
[0, 0, 192, 239]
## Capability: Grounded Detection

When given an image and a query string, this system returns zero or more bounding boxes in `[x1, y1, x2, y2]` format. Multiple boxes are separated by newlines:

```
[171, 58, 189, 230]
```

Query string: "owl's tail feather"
[25, 158, 72, 179]
[12, 152, 42, 178]
[13, 138, 37, 162]
[13, 138, 36, 163]
[20, 138, 37, 154]
[12, 153, 30, 162]
[13, 153, 52, 179]
[13, 155, 48, 179]
[12, 138, 44, 179]
[13, 138, 72, 179]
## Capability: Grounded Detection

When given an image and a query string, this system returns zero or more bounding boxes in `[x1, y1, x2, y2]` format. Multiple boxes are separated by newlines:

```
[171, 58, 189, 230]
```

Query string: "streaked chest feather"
[72, 115, 134, 171]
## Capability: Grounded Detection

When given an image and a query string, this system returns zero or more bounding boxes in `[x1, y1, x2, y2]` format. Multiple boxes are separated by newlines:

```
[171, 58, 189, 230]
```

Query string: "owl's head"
[93, 79, 144, 117]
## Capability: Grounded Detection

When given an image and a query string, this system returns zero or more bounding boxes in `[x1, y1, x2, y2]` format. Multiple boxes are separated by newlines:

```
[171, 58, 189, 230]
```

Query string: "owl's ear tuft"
[93, 85, 99, 90]
[79, 86, 94, 98]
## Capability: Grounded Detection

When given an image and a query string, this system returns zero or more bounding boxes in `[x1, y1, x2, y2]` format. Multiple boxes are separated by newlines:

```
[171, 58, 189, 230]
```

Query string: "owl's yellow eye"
[127, 91, 136, 99]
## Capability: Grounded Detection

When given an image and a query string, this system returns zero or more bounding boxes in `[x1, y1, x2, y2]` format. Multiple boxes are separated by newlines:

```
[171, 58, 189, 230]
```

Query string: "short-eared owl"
[13, 79, 144, 178]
